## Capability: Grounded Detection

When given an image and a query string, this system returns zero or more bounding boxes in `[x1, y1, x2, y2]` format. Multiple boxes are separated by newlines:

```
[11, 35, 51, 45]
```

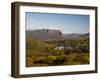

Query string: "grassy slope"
[26, 37, 89, 67]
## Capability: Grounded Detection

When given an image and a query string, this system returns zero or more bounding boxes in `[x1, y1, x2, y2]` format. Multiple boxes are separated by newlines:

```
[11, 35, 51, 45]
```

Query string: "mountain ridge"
[26, 29, 89, 40]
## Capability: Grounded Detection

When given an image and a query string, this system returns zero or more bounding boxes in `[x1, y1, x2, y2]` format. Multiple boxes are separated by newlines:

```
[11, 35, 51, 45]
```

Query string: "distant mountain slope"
[26, 29, 89, 40]
[63, 33, 89, 39]
[77, 33, 89, 39]
[63, 33, 82, 39]
[26, 29, 63, 40]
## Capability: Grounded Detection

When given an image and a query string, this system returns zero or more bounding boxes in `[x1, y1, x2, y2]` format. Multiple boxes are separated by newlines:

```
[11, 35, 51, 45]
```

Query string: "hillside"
[63, 33, 82, 39]
[26, 29, 89, 40]
[78, 33, 89, 39]
[26, 29, 63, 40]
[26, 29, 89, 67]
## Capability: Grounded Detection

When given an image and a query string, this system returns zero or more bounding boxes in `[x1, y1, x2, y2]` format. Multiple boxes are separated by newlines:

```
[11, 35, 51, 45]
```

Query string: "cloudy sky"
[25, 12, 89, 34]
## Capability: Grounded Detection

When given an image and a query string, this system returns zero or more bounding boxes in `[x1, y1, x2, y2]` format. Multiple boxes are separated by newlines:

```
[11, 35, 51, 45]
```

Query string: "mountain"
[26, 29, 89, 40]
[26, 29, 63, 40]
[63, 33, 82, 39]
[63, 33, 89, 39]
[77, 33, 89, 39]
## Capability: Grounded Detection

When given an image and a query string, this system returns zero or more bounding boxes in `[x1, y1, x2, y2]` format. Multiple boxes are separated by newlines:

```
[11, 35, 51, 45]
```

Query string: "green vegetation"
[26, 37, 89, 67]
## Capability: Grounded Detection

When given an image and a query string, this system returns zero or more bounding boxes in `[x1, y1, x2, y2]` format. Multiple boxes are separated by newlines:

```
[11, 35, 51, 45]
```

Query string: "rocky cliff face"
[26, 29, 63, 40]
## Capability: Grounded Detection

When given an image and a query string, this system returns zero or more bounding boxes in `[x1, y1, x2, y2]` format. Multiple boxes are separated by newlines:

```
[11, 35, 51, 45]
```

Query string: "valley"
[26, 29, 89, 67]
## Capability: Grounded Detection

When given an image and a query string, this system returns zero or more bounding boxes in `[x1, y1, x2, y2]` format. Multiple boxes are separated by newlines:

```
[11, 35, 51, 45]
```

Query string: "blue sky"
[25, 12, 89, 34]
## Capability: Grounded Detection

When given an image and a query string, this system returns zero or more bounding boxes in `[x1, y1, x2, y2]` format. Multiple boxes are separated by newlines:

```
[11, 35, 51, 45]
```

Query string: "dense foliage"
[26, 37, 89, 67]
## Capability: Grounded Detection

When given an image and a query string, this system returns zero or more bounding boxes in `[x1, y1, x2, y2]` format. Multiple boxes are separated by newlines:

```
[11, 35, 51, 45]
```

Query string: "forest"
[26, 37, 89, 67]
